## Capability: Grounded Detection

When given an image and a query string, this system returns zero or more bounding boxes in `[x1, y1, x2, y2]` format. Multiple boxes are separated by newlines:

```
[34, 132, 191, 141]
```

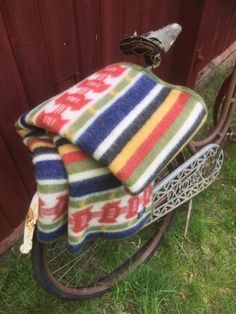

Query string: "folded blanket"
[16, 63, 207, 253]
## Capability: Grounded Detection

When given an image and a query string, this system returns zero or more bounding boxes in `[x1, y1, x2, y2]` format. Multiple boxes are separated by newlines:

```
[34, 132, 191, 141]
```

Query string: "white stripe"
[129, 103, 204, 192]
[37, 179, 67, 185]
[93, 84, 163, 159]
[69, 167, 110, 182]
[33, 154, 61, 163]
[72, 73, 143, 141]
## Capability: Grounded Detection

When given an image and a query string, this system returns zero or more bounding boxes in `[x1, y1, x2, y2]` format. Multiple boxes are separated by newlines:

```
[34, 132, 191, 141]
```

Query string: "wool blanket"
[16, 63, 207, 253]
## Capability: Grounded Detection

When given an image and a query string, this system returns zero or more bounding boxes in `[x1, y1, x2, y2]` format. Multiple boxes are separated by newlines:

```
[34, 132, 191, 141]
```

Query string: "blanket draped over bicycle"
[16, 63, 207, 253]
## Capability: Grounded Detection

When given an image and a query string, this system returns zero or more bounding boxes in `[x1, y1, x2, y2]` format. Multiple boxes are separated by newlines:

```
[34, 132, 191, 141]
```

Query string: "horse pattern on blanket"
[16, 63, 207, 253]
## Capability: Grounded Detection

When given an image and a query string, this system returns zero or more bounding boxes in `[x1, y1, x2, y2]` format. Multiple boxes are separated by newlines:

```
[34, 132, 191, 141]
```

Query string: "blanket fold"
[16, 63, 207, 253]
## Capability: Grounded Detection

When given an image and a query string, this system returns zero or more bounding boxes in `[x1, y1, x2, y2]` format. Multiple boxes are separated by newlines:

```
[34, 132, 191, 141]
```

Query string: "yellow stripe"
[30, 142, 55, 150]
[125, 75, 133, 81]
[59, 143, 81, 155]
[109, 90, 181, 173]
[88, 106, 97, 114]
[110, 90, 118, 96]
[17, 129, 30, 137]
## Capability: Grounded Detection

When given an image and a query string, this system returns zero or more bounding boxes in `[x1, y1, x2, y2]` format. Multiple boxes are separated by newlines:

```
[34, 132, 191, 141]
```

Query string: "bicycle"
[19, 23, 236, 300]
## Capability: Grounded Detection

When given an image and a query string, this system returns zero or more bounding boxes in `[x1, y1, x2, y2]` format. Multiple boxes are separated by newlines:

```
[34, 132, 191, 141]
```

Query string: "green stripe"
[69, 186, 126, 208]
[37, 213, 67, 231]
[124, 97, 206, 186]
[67, 68, 138, 135]
[65, 157, 103, 174]
[37, 183, 68, 194]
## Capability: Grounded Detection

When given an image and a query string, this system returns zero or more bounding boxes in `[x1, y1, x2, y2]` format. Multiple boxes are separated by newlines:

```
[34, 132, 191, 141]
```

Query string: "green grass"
[0, 68, 235, 314]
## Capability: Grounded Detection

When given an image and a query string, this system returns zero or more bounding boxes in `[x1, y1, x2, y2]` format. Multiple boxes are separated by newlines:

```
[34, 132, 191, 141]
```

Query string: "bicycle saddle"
[120, 23, 182, 66]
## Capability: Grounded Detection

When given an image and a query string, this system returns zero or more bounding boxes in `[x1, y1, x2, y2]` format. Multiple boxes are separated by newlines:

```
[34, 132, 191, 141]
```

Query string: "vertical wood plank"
[170, 0, 206, 85]
[38, 0, 80, 92]
[188, 0, 236, 85]
[100, 0, 125, 65]
[0, 7, 35, 198]
[0, 0, 55, 106]
[0, 134, 30, 229]
[0, 210, 13, 242]
[72, 0, 102, 78]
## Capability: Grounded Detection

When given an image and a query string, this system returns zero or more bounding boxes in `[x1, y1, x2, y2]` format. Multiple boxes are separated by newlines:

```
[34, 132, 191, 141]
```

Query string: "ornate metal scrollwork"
[145, 144, 224, 226]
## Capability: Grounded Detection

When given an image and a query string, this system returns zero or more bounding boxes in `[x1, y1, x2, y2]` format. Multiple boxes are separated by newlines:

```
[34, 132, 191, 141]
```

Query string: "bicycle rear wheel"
[32, 157, 182, 300]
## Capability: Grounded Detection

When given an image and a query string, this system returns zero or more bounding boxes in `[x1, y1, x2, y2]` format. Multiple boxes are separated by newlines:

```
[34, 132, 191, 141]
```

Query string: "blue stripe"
[77, 75, 157, 154]
[37, 223, 67, 242]
[70, 174, 121, 197]
[34, 147, 57, 155]
[35, 160, 67, 180]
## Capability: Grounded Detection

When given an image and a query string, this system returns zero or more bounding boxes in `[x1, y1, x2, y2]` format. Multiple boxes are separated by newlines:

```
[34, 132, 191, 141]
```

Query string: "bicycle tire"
[31, 158, 182, 300]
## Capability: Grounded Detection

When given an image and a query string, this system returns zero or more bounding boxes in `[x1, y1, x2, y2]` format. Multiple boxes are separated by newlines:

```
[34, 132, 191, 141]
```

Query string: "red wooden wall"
[0, 0, 235, 252]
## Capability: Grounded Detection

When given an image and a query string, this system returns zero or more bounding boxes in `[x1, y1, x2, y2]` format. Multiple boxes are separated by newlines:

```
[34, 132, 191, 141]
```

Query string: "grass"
[0, 67, 235, 314]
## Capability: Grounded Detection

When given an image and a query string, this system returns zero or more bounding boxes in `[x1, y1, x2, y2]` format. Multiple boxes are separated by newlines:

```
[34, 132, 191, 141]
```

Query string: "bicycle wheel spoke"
[48, 246, 68, 264]
[57, 253, 86, 282]
[52, 254, 84, 275]
[74, 241, 105, 287]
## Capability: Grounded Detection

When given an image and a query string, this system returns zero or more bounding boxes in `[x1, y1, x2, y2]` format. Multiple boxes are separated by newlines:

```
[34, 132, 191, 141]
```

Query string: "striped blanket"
[16, 63, 207, 253]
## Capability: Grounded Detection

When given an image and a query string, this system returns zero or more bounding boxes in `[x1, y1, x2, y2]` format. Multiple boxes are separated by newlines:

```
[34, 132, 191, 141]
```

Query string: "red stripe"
[117, 92, 191, 181]
[63, 150, 89, 164]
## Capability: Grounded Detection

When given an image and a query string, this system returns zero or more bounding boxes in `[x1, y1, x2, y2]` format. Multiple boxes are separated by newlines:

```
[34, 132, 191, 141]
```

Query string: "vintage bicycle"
[19, 24, 236, 300]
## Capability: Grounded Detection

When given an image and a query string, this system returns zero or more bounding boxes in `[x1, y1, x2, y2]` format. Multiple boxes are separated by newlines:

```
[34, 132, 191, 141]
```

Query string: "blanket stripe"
[94, 86, 171, 163]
